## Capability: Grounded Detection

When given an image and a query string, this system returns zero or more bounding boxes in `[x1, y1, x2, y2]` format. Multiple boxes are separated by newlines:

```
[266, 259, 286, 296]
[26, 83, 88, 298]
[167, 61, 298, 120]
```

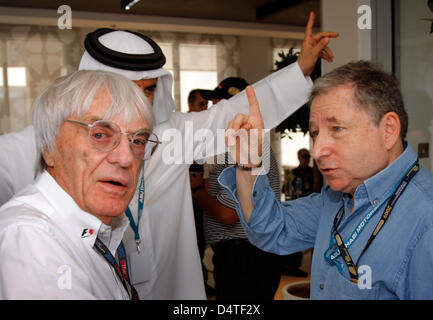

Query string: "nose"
[311, 132, 332, 162]
[106, 134, 136, 168]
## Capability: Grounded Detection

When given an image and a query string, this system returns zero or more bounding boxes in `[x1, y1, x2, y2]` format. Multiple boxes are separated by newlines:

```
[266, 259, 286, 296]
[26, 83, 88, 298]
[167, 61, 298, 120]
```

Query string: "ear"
[380, 112, 401, 151]
[42, 149, 55, 168]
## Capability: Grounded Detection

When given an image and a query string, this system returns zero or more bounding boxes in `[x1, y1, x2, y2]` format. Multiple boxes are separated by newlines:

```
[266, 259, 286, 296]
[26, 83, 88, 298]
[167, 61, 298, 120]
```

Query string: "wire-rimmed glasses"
[65, 119, 161, 160]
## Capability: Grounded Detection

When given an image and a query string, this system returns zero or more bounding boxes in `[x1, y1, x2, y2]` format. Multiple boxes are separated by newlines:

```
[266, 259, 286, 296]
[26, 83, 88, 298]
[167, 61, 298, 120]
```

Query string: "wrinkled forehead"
[81, 88, 149, 129]
[309, 86, 358, 124]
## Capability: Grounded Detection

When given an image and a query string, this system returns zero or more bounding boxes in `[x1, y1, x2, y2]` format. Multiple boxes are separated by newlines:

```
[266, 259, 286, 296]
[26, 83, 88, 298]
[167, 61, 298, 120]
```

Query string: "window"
[146, 31, 239, 114]
[0, 65, 29, 134]
[272, 47, 301, 71]
[158, 43, 173, 72]
[0, 66, 27, 87]
[179, 44, 217, 113]
[273, 45, 310, 167]
[280, 130, 311, 167]
[0, 26, 81, 134]
[157, 42, 174, 99]
[6, 66, 26, 86]
[154, 42, 218, 113]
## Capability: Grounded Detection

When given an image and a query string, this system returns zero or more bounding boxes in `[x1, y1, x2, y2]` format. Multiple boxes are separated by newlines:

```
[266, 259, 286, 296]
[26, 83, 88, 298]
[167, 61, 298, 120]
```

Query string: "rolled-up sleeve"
[218, 166, 321, 255]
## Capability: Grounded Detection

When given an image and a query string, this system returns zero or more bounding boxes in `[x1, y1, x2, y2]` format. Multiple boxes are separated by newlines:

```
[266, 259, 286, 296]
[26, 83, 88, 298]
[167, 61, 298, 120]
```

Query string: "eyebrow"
[80, 117, 150, 133]
[309, 116, 344, 132]
[82, 116, 101, 123]
[325, 116, 341, 123]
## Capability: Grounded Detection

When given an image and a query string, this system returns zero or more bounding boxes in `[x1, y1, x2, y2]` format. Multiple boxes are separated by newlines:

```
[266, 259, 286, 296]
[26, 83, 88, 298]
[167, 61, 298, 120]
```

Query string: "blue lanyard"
[93, 238, 139, 300]
[125, 162, 145, 253]
[324, 159, 419, 277]
[324, 197, 388, 273]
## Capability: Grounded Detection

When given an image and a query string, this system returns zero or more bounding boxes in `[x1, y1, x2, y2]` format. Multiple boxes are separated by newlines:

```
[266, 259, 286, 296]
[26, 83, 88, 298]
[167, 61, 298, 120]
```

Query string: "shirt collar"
[361, 142, 418, 207]
[35, 171, 129, 254]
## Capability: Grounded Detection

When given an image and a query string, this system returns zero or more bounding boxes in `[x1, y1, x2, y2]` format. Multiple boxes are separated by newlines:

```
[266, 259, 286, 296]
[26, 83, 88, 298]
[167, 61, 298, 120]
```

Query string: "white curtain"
[141, 30, 240, 112]
[0, 23, 300, 134]
[0, 24, 82, 134]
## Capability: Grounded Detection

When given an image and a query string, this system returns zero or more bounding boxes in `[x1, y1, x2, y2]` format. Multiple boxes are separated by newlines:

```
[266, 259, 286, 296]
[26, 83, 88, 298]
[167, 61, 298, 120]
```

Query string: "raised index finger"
[246, 86, 263, 126]
[304, 11, 315, 37]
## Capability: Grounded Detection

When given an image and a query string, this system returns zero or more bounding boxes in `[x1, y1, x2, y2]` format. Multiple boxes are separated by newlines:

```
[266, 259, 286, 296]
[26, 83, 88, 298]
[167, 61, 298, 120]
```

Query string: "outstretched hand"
[226, 86, 264, 167]
[298, 11, 339, 76]
[225, 87, 264, 219]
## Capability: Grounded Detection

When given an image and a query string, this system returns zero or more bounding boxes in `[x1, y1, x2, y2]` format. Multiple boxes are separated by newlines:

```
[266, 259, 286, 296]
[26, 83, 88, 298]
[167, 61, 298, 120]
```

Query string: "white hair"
[32, 69, 155, 168]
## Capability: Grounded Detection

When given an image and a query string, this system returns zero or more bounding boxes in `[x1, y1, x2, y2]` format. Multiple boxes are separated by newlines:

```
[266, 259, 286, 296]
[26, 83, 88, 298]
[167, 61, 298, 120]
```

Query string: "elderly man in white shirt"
[0, 70, 157, 299]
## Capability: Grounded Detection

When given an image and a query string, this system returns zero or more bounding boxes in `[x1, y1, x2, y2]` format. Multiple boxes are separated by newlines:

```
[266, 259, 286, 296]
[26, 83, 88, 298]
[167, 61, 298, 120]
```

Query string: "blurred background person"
[292, 148, 314, 198]
[282, 148, 323, 278]
[188, 89, 209, 113]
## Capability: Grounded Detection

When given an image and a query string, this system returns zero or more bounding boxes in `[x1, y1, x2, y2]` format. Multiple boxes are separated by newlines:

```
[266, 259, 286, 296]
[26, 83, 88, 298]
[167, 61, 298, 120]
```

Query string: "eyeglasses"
[65, 119, 161, 160]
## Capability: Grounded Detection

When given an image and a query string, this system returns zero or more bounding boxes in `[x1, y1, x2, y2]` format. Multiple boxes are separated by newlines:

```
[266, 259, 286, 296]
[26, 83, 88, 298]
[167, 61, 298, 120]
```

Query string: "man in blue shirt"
[219, 61, 433, 299]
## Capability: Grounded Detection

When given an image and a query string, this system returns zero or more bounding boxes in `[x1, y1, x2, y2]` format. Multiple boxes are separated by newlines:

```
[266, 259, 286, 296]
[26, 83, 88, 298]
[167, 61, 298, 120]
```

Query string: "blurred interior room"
[0, 0, 432, 300]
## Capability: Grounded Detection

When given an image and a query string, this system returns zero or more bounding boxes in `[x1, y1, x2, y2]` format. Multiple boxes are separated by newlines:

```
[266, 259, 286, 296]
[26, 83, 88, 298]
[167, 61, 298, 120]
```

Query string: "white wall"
[239, 36, 273, 83]
[321, 0, 362, 74]
[321, 0, 392, 72]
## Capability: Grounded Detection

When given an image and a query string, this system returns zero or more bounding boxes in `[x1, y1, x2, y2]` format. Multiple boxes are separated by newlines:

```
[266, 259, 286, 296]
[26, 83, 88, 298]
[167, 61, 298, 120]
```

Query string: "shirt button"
[320, 284, 324, 290]
[373, 199, 380, 206]
[253, 191, 257, 197]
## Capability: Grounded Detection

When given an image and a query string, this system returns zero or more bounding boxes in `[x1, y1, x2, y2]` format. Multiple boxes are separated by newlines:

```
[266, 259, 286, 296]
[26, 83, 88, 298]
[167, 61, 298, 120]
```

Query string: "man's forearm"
[187, 62, 312, 163]
[193, 188, 239, 225]
[235, 168, 259, 223]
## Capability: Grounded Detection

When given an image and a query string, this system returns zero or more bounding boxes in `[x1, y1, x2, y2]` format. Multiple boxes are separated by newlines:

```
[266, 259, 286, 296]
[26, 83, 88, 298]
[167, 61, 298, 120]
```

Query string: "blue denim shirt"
[218, 143, 433, 299]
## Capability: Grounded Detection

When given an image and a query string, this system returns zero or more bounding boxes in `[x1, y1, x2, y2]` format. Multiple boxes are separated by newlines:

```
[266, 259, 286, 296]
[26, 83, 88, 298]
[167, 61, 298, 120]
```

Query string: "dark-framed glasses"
[65, 119, 161, 160]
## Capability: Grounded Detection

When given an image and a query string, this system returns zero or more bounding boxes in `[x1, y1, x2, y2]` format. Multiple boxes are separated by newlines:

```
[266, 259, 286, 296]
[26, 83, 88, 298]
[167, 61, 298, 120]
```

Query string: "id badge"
[128, 250, 151, 285]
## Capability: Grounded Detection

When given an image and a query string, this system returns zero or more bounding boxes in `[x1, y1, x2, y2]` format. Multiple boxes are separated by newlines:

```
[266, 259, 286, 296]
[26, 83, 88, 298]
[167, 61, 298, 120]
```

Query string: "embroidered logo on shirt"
[81, 229, 94, 238]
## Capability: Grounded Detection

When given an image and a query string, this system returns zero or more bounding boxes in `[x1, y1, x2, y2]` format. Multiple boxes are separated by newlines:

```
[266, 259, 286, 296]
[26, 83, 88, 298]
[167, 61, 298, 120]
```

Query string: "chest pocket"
[322, 268, 379, 300]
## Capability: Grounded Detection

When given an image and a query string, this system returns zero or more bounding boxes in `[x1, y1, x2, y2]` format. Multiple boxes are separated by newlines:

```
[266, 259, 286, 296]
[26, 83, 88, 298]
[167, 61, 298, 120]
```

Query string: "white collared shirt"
[0, 171, 130, 300]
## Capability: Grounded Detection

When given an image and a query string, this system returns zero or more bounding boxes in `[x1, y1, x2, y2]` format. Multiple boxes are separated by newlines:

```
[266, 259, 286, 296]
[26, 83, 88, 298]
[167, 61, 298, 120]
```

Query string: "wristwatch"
[235, 162, 262, 171]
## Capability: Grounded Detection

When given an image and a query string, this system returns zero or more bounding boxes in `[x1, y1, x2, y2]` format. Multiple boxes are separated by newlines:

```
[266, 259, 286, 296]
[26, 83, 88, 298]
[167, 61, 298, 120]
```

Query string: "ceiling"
[0, 0, 321, 28]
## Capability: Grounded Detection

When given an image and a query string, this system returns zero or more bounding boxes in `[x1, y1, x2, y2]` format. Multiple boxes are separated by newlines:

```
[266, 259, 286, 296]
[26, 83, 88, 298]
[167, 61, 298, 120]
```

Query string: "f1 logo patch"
[81, 229, 94, 238]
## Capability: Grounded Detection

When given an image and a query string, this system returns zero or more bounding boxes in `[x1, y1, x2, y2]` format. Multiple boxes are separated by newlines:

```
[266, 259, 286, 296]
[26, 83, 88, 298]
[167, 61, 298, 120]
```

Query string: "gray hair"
[310, 60, 408, 138]
[32, 69, 155, 169]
